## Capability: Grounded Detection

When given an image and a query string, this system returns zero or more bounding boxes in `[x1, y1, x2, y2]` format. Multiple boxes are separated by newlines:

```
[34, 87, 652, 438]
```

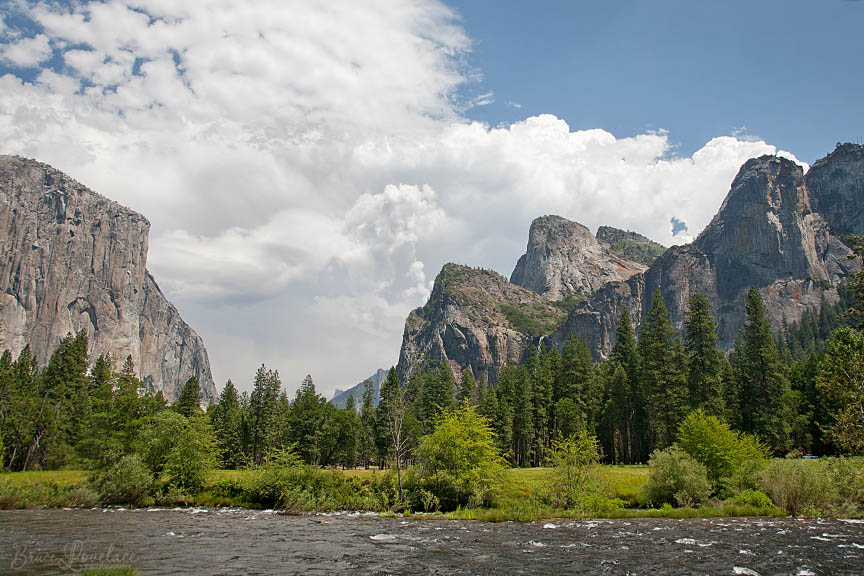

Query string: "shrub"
[727, 489, 773, 508]
[760, 459, 828, 515]
[544, 430, 602, 510]
[65, 485, 101, 508]
[826, 457, 864, 514]
[415, 402, 506, 510]
[644, 445, 712, 507]
[91, 455, 153, 506]
[138, 412, 216, 494]
[677, 410, 768, 494]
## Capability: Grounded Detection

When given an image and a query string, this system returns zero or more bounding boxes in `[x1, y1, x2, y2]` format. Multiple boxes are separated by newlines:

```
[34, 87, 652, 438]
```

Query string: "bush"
[677, 410, 768, 494]
[91, 455, 153, 506]
[138, 412, 216, 494]
[826, 457, 864, 515]
[415, 402, 506, 510]
[760, 459, 828, 515]
[644, 445, 712, 507]
[65, 485, 101, 508]
[726, 489, 773, 508]
[544, 430, 603, 510]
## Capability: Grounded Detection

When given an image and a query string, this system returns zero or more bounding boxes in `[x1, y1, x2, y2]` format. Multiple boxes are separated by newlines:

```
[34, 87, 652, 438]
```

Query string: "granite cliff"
[510, 215, 647, 300]
[396, 144, 863, 381]
[0, 156, 216, 403]
[396, 264, 567, 387]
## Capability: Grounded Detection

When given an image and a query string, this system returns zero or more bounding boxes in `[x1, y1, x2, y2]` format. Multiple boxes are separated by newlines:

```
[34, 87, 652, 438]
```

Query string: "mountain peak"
[510, 215, 646, 300]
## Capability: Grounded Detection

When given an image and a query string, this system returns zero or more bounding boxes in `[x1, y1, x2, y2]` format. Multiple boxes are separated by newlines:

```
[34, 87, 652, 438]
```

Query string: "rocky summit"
[0, 156, 215, 403]
[397, 144, 864, 381]
[396, 263, 567, 387]
[510, 215, 647, 300]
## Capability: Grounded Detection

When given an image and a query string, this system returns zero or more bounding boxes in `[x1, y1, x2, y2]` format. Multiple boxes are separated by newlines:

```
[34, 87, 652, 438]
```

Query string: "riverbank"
[4, 461, 859, 521]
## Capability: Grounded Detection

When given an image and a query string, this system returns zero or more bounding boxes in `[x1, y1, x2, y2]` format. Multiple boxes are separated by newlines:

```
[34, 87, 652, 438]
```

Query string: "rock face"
[396, 144, 864, 381]
[396, 264, 567, 387]
[331, 368, 387, 408]
[596, 226, 666, 267]
[0, 156, 216, 403]
[555, 154, 856, 357]
[806, 143, 864, 237]
[510, 215, 647, 300]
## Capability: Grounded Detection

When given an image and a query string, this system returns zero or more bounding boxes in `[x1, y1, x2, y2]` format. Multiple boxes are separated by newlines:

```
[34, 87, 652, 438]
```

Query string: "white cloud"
[1, 33, 52, 67]
[0, 0, 807, 397]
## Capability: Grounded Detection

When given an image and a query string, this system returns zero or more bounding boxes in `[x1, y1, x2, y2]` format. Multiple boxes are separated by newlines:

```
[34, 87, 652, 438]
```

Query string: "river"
[2, 508, 863, 575]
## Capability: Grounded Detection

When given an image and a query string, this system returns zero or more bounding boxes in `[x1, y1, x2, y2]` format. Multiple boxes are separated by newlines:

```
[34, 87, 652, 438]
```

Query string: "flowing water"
[2, 508, 863, 575]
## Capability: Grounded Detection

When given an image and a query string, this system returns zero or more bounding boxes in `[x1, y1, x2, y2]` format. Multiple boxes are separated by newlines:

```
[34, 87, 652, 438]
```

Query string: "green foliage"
[605, 238, 666, 267]
[676, 410, 768, 492]
[91, 454, 153, 506]
[847, 234, 864, 330]
[644, 445, 712, 507]
[639, 290, 688, 452]
[760, 459, 830, 515]
[544, 430, 601, 509]
[137, 411, 215, 494]
[684, 292, 726, 416]
[726, 488, 773, 508]
[415, 401, 506, 510]
[174, 376, 202, 417]
[498, 302, 565, 336]
[210, 380, 244, 469]
[732, 287, 793, 453]
[816, 327, 864, 454]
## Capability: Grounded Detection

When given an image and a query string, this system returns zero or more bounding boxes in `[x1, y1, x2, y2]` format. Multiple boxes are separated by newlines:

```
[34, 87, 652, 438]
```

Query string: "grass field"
[3, 461, 853, 521]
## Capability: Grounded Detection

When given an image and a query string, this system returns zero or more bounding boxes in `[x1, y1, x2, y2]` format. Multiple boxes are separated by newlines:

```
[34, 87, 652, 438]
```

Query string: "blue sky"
[450, 0, 863, 162]
[0, 0, 860, 395]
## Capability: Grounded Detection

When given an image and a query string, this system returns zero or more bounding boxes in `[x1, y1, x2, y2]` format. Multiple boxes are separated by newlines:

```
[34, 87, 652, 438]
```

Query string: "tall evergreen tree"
[684, 291, 725, 415]
[732, 287, 793, 452]
[638, 289, 688, 453]
[611, 309, 644, 462]
[248, 364, 281, 465]
[175, 376, 202, 418]
[359, 378, 376, 468]
[211, 380, 243, 468]
[458, 369, 476, 405]
[289, 374, 325, 464]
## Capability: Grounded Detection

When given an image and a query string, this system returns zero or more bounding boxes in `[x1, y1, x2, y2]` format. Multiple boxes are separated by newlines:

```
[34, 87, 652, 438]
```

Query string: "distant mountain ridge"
[395, 143, 864, 385]
[331, 368, 388, 408]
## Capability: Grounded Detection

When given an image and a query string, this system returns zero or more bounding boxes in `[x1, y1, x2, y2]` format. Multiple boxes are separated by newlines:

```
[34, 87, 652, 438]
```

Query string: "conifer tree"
[359, 378, 376, 468]
[638, 289, 688, 453]
[458, 369, 476, 405]
[684, 291, 725, 416]
[611, 309, 644, 462]
[211, 380, 243, 468]
[289, 374, 325, 464]
[175, 376, 202, 418]
[732, 287, 793, 452]
[248, 364, 281, 465]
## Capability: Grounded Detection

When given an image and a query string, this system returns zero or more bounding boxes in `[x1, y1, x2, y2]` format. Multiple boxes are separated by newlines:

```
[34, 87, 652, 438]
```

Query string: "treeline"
[439, 285, 862, 466]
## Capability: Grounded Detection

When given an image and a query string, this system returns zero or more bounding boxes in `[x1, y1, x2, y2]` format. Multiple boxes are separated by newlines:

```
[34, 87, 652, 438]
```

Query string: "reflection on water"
[2, 509, 863, 575]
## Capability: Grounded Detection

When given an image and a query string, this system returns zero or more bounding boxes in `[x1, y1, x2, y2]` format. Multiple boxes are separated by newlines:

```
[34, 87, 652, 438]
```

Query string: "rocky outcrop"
[806, 143, 864, 237]
[596, 226, 666, 267]
[557, 154, 850, 358]
[0, 156, 216, 403]
[396, 264, 567, 387]
[331, 368, 387, 408]
[510, 216, 647, 300]
[395, 144, 863, 379]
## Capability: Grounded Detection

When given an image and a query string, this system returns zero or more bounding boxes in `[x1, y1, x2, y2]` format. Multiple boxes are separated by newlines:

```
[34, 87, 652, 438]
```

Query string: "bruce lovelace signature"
[10, 541, 137, 572]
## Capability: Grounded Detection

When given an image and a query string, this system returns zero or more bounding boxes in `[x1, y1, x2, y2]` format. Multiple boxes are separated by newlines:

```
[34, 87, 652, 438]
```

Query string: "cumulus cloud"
[0, 0, 806, 396]
[1, 33, 52, 67]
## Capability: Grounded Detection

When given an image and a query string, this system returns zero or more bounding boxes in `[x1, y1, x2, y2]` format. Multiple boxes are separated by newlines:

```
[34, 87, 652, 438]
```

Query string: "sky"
[0, 0, 861, 398]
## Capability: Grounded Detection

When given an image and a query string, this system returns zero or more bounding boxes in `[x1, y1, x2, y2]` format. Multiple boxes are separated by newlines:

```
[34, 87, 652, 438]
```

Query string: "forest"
[0, 238, 862, 516]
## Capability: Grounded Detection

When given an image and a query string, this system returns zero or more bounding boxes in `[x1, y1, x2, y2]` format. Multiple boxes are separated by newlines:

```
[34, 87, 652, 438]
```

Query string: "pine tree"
[458, 369, 476, 405]
[211, 380, 243, 468]
[175, 376, 202, 418]
[638, 289, 688, 453]
[601, 364, 630, 464]
[248, 364, 281, 465]
[289, 374, 325, 464]
[359, 379, 376, 468]
[732, 287, 793, 452]
[611, 309, 644, 462]
[684, 291, 725, 416]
